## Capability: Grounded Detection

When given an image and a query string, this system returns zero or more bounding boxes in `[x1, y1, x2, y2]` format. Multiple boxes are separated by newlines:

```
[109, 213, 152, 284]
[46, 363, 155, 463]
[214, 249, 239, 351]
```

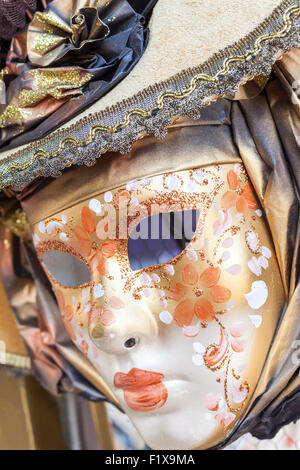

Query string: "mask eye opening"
[37, 241, 91, 289]
[127, 209, 200, 271]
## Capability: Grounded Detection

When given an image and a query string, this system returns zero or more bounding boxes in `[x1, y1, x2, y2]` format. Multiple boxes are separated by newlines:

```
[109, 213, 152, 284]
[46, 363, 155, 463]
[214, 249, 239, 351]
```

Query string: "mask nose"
[88, 302, 158, 355]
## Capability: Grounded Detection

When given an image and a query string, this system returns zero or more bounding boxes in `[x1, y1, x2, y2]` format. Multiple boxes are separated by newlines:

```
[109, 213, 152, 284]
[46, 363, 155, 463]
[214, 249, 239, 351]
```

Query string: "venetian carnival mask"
[32, 160, 285, 450]
[0, 0, 298, 453]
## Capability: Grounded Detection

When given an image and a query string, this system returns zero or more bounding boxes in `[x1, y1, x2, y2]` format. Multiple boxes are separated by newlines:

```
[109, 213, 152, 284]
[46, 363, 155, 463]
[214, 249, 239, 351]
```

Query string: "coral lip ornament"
[114, 368, 168, 412]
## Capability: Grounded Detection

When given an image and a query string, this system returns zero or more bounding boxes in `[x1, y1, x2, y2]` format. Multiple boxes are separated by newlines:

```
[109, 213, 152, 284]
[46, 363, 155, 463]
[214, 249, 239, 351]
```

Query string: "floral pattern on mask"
[34, 163, 275, 429]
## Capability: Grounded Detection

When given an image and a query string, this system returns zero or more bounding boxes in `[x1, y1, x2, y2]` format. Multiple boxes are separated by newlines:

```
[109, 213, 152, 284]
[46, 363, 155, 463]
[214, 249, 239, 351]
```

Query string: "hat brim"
[0, 0, 299, 191]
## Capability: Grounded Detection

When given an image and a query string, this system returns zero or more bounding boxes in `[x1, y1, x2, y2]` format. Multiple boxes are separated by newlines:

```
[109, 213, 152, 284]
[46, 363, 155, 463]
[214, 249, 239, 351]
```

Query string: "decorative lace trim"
[0, 0, 299, 190]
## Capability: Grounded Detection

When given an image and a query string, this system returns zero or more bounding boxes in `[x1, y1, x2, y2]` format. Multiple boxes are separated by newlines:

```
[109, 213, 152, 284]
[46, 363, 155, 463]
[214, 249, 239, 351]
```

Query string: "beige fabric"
[0, 0, 282, 162]
[83, 0, 280, 113]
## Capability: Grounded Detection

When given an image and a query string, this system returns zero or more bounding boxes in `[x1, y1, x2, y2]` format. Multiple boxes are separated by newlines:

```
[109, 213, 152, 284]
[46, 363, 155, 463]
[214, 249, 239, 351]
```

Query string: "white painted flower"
[221, 250, 230, 262]
[255, 209, 262, 217]
[61, 214, 68, 224]
[232, 386, 248, 404]
[193, 169, 204, 183]
[244, 280, 268, 310]
[192, 354, 204, 366]
[46, 221, 63, 234]
[38, 221, 45, 233]
[94, 283, 104, 299]
[222, 237, 233, 249]
[214, 209, 232, 236]
[193, 342, 206, 355]
[141, 177, 150, 186]
[84, 303, 91, 315]
[126, 180, 139, 192]
[248, 256, 262, 277]
[248, 314, 262, 328]
[104, 191, 113, 203]
[150, 273, 161, 283]
[226, 264, 241, 275]
[164, 264, 175, 276]
[159, 310, 173, 325]
[186, 249, 198, 262]
[47, 221, 62, 233]
[33, 234, 40, 246]
[82, 289, 89, 304]
[166, 174, 178, 191]
[142, 288, 151, 298]
[159, 290, 166, 298]
[234, 163, 242, 175]
[261, 246, 271, 259]
[139, 272, 151, 286]
[182, 321, 201, 337]
[192, 342, 205, 366]
[246, 230, 260, 253]
[258, 255, 268, 269]
[89, 198, 102, 215]
[59, 232, 68, 242]
[226, 300, 236, 311]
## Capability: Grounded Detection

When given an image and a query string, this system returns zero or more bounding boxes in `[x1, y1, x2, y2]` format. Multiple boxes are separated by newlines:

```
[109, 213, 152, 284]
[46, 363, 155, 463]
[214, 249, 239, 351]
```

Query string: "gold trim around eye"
[36, 240, 92, 290]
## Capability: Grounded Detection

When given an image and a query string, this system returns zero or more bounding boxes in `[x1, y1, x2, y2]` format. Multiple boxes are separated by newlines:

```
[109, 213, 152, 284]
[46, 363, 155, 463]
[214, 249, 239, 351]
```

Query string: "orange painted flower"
[169, 282, 188, 301]
[69, 207, 120, 278]
[221, 170, 257, 216]
[81, 206, 96, 234]
[194, 298, 215, 322]
[199, 266, 231, 304]
[80, 340, 89, 356]
[182, 263, 198, 285]
[89, 306, 115, 327]
[70, 206, 97, 257]
[72, 224, 92, 257]
[117, 190, 131, 205]
[199, 267, 220, 288]
[89, 248, 109, 276]
[55, 290, 76, 341]
[174, 299, 194, 327]
[101, 240, 119, 258]
[170, 264, 231, 328]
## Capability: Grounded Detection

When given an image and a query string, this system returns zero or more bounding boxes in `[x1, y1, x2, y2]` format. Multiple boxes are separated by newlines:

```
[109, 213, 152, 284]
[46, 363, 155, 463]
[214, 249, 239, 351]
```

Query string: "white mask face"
[33, 164, 285, 449]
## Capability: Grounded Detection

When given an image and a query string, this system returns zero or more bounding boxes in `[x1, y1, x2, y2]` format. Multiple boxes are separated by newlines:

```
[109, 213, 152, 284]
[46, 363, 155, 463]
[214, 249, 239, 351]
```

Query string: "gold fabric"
[0, 48, 299, 446]
[0, 369, 65, 450]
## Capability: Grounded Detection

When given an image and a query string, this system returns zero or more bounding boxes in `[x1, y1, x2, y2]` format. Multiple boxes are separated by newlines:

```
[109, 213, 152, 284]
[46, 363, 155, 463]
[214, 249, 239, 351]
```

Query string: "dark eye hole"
[42, 250, 90, 287]
[127, 210, 199, 271]
[124, 337, 138, 349]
